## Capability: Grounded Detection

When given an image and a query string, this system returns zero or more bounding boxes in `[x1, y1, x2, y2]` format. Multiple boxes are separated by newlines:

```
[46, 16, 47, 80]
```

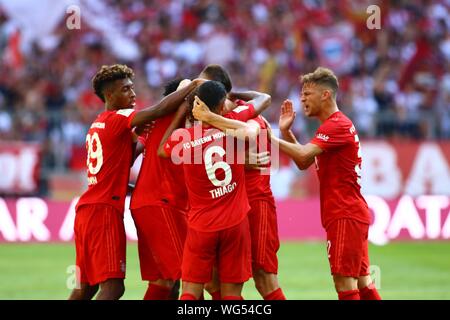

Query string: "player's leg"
[358, 275, 381, 300]
[327, 219, 365, 300]
[248, 200, 285, 300]
[169, 279, 181, 300]
[180, 227, 217, 300]
[84, 205, 127, 300]
[180, 281, 204, 300]
[357, 236, 381, 300]
[145, 279, 176, 300]
[69, 205, 99, 300]
[132, 206, 187, 300]
[332, 275, 358, 294]
[131, 207, 164, 299]
[218, 216, 252, 300]
[148, 206, 187, 299]
[252, 269, 283, 299]
[96, 278, 125, 300]
[220, 282, 244, 300]
[204, 267, 221, 300]
[68, 283, 99, 300]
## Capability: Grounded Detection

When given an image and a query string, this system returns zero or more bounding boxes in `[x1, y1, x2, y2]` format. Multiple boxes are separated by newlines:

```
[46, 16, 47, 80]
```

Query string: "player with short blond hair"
[273, 67, 381, 300]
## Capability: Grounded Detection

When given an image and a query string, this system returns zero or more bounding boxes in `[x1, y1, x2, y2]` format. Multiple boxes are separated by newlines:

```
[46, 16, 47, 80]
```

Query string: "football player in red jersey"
[69, 64, 199, 300]
[160, 81, 263, 300]
[272, 67, 381, 300]
[129, 79, 189, 300]
[196, 65, 286, 300]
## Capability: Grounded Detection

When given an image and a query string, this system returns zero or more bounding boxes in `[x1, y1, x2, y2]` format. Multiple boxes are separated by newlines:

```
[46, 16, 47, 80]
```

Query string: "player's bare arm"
[192, 96, 259, 141]
[279, 99, 299, 144]
[272, 136, 322, 170]
[228, 90, 271, 115]
[131, 80, 200, 127]
[157, 101, 189, 158]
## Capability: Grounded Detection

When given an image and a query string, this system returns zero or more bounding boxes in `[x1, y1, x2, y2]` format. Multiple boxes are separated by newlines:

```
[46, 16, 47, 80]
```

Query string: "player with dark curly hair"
[69, 64, 200, 300]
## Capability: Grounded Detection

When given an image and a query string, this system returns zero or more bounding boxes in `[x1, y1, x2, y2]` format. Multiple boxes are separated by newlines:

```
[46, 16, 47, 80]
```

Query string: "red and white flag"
[3, 28, 23, 70]
[309, 22, 355, 75]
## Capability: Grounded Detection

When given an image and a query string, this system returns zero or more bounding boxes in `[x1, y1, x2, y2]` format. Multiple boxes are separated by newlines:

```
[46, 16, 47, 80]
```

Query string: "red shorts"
[326, 219, 370, 278]
[74, 204, 126, 286]
[182, 217, 252, 284]
[248, 199, 280, 274]
[131, 206, 187, 281]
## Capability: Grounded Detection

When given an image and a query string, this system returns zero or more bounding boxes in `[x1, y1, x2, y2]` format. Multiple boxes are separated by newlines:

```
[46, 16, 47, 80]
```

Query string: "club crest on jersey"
[316, 133, 329, 141]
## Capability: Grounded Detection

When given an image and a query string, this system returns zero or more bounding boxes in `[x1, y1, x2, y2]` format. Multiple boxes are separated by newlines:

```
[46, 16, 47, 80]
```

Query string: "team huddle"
[69, 63, 381, 301]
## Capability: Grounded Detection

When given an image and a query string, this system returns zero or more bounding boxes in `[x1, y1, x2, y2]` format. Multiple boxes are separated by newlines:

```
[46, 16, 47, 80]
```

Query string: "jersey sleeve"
[248, 115, 265, 129]
[310, 120, 351, 151]
[163, 128, 188, 159]
[225, 102, 255, 122]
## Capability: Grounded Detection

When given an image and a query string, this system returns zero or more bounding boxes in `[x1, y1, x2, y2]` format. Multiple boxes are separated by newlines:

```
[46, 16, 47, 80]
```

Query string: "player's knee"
[152, 279, 175, 288]
[333, 275, 357, 292]
[114, 282, 125, 299]
[254, 269, 279, 296]
[100, 279, 125, 299]
[357, 275, 372, 289]
[204, 274, 220, 294]
[68, 283, 99, 300]
[85, 284, 99, 299]
[204, 281, 220, 294]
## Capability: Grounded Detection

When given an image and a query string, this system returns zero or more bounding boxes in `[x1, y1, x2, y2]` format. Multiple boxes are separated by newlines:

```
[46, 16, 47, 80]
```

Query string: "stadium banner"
[0, 196, 449, 244]
[0, 142, 41, 195]
[300, 141, 450, 199]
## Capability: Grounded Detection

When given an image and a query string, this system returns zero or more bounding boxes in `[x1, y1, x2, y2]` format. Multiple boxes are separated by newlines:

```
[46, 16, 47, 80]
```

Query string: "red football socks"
[180, 293, 197, 300]
[359, 283, 382, 300]
[222, 295, 243, 300]
[143, 284, 172, 300]
[210, 290, 222, 300]
[338, 289, 360, 300]
[264, 288, 286, 300]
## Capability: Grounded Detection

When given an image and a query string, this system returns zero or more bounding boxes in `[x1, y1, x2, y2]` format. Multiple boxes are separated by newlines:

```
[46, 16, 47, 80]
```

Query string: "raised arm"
[279, 99, 299, 144]
[192, 96, 259, 141]
[157, 101, 189, 158]
[228, 90, 271, 116]
[271, 135, 322, 170]
[131, 80, 199, 127]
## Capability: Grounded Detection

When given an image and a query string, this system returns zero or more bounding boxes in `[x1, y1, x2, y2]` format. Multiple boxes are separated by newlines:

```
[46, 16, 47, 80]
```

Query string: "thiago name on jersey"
[209, 182, 237, 199]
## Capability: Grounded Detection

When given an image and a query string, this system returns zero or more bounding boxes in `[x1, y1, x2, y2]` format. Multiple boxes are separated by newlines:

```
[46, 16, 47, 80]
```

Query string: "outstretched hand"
[192, 95, 211, 122]
[245, 151, 271, 170]
[279, 99, 296, 132]
[176, 79, 192, 90]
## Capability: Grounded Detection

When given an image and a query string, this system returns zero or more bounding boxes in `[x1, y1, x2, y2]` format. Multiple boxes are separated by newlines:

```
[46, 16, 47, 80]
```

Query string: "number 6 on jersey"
[204, 145, 232, 187]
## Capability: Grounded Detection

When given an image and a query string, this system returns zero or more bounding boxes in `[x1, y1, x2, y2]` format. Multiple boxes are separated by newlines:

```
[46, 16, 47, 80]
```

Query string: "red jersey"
[163, 105, 255, 232]
[310, 111, 370, 229]
[244, 114, 274, 203]
[130, 113, 188, 212]
[76, 109, 136, 213]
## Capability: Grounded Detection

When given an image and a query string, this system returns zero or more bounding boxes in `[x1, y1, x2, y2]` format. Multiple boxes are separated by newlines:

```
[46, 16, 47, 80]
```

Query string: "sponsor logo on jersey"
[91, 122, 105, 129]
[316, 133, 329, 141]
[116, 109, 134, 117]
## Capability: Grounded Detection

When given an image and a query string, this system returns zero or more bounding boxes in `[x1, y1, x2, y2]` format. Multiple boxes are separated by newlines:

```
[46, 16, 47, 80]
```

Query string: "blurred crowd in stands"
[0, 0, 449, 175]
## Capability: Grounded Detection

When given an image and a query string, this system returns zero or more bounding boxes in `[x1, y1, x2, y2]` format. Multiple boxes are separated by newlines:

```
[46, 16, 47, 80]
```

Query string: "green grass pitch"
[0, 241, 449, 300]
